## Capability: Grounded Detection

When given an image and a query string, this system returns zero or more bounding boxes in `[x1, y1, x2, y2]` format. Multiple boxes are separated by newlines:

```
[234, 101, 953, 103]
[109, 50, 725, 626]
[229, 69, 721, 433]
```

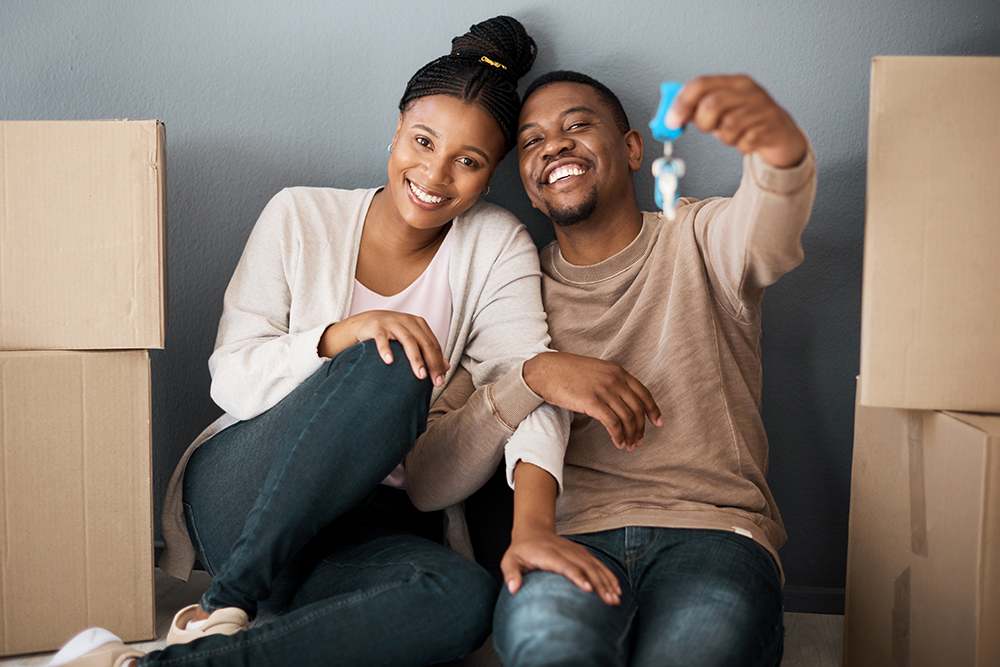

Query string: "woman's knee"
[419, 557, 498, 658]
[328, 339, 433, 412]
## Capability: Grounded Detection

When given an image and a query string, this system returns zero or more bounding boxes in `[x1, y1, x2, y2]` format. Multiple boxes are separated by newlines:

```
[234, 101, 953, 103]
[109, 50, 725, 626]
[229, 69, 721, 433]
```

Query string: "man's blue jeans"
[493, 527, 784, 667]
[143, 340, 497, 667]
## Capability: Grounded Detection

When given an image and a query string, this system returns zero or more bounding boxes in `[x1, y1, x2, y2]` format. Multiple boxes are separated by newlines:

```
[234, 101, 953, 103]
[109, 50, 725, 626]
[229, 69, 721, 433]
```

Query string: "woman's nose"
[420, 154, 451, 185]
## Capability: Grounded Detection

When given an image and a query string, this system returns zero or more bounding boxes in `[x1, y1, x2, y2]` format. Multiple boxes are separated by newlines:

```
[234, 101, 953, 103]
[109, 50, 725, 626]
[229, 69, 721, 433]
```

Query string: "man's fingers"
[500, 553, 524, 595]
[615, 389, 649, 445]
[574, 557, 620, 605]
[625, 375, 663, 426]
[667, 74, 744, 127]
[505, 571, 523, 595]
[556, 563, 594, 594]
[690, 88, 763, 136]
[589, 403, 626, 448]
[564, 553, 621, 606]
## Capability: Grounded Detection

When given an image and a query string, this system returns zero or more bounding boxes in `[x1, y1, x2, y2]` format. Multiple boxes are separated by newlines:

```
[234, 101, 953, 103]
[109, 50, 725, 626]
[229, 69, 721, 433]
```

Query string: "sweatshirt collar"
[550, 212, 659, 284]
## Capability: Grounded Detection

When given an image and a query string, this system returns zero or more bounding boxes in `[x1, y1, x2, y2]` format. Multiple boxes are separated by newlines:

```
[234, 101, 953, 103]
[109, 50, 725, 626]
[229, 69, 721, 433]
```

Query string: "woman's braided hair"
[399, 16, 537, 154]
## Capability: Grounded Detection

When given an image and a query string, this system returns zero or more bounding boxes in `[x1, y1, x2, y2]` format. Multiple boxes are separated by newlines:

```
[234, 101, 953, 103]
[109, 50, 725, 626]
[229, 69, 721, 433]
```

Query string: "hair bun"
[450, 15, 537, 83]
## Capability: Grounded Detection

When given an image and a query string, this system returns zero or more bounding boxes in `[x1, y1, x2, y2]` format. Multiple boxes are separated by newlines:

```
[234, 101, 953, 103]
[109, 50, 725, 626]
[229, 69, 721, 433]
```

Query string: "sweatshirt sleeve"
[405, 364, 570, 511]
[693, 147, 817, 318]
[406, 213, 570, 510]
[208, 190, 330, 421]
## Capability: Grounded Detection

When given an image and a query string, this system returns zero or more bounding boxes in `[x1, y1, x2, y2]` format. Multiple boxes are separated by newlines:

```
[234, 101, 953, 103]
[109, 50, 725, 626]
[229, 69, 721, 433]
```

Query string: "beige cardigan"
[159, 187, 569, 580]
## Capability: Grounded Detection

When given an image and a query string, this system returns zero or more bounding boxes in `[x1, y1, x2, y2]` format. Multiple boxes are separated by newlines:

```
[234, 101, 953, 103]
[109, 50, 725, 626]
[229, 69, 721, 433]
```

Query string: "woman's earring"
[481, 186, 490, 196]
[387, 143, 393, 154]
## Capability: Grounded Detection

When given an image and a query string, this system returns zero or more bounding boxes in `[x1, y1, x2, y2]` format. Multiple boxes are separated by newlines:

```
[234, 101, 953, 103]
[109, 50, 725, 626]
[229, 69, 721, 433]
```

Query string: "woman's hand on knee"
[319, 312, 450, 386]
[500, 528, 621, 606]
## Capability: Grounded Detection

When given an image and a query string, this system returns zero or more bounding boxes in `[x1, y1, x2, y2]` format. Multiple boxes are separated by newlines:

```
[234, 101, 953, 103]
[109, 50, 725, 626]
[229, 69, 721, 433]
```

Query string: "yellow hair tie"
[479, 55, 508, 71]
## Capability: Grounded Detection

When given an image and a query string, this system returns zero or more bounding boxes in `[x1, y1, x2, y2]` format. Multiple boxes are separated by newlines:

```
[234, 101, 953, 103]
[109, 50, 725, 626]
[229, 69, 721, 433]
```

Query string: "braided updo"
[399, 16, 537, 154]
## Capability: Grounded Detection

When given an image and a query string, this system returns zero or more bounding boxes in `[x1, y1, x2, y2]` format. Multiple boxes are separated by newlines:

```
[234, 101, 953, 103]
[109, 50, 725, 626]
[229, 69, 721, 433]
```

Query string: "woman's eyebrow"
[412, 123, 491, 164]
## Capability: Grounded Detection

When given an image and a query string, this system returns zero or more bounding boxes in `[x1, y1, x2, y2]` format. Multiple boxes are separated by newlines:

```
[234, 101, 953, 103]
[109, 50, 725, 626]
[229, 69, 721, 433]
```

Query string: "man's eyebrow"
[412, 123, 490, 164]
[517, 106, 600, 137]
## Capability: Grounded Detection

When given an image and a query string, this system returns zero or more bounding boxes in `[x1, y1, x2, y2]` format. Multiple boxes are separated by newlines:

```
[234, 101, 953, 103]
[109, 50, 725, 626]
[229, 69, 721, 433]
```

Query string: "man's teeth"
[548, 165, 587, 184]
[409, 180, 447, 204]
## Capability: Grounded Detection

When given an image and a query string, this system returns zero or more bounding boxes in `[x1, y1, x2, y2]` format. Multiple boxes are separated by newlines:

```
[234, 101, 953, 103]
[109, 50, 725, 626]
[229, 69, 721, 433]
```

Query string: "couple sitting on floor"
[47, 13, 814, 667]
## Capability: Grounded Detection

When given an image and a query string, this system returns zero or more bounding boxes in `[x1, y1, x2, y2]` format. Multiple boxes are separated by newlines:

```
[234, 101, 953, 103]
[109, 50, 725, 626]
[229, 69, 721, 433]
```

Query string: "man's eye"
[459, 157, 477, 167]
[522, 137, 540, 149]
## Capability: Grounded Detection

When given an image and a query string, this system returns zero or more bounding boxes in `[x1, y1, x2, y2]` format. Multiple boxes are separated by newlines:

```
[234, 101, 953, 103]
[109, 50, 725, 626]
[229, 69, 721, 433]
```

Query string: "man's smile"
[540, 158, 592, 188]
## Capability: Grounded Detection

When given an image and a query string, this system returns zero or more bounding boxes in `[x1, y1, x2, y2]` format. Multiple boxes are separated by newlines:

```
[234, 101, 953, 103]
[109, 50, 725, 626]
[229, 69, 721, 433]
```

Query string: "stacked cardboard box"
[845, 57, 1000, 666]
[0, 120, 166, 656]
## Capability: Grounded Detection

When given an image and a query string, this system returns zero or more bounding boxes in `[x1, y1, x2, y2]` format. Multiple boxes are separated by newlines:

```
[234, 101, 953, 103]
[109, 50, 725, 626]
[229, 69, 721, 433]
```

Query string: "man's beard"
[546, 185, 599, 227]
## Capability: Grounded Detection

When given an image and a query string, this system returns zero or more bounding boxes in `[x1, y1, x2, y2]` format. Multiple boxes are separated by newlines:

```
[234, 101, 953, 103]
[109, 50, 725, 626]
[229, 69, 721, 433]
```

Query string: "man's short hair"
[522, 70, 631, 135]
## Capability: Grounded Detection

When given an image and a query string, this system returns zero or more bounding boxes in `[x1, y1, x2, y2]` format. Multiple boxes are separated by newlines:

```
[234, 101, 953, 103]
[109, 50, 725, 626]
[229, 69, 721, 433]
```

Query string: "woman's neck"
[356, 188, 451, 296]
[364, 188, 450, 256]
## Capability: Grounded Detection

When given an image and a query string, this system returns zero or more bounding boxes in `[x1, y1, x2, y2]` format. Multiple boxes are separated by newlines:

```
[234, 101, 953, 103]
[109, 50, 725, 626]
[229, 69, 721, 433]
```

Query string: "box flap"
[941, 412, 1000, 439]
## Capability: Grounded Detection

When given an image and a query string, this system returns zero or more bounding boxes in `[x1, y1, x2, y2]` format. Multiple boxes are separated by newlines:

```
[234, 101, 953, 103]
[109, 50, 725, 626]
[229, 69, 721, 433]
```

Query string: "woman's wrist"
[317, 319, 356, 359]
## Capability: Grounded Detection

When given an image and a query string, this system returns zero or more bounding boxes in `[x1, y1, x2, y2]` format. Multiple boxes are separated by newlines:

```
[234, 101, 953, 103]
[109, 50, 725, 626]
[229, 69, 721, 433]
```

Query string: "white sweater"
[160, 187, 569, 580]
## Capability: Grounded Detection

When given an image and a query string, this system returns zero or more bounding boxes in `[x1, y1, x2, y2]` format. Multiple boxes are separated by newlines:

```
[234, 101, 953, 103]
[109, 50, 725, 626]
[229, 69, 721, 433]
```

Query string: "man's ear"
[624, 129, 644, 172]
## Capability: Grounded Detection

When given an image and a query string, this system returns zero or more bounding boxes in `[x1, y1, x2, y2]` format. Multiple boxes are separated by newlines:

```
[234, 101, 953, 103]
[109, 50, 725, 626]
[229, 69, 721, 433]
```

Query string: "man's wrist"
[512, 516, 557, 539]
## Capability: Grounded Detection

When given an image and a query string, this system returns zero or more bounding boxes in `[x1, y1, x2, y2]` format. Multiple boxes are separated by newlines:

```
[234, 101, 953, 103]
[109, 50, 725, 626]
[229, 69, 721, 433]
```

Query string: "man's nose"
[542, 133, 574, 160]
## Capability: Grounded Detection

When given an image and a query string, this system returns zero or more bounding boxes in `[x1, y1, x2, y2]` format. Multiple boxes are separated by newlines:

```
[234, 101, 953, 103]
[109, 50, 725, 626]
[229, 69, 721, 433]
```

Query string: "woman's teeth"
[409, 180, 447, 204]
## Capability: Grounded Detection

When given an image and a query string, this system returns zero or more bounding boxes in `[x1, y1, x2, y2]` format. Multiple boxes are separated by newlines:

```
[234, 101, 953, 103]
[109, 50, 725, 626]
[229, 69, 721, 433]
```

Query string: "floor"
[1, 570, 844, 666]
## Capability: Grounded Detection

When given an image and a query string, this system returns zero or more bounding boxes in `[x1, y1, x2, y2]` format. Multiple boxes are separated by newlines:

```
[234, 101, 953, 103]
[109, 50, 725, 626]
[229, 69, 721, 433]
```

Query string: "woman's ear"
[390, 113, 404, 150]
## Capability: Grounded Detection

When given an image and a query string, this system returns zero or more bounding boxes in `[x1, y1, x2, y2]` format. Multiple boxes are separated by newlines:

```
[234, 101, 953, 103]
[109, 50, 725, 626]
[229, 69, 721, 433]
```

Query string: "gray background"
[3, 0, 998, 611]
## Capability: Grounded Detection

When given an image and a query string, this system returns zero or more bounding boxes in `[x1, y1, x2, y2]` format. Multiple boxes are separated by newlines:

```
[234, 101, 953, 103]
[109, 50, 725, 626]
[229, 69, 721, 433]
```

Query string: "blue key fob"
[649, 81, 685, 142]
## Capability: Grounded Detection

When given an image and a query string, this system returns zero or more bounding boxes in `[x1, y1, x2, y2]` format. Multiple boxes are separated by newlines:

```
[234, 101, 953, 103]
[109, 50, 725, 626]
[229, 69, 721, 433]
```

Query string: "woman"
[47, 15, 564, 667]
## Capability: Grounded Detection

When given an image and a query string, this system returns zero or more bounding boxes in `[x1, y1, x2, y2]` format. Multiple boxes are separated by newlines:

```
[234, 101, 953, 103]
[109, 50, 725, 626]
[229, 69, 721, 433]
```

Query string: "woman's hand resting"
[319, 311, 450, 386]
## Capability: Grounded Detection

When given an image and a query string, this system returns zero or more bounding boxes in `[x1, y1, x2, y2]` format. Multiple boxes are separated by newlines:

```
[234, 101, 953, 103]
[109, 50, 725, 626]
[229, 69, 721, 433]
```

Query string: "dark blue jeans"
[493, 527, 784, 667]
[144, 340, 497, 667]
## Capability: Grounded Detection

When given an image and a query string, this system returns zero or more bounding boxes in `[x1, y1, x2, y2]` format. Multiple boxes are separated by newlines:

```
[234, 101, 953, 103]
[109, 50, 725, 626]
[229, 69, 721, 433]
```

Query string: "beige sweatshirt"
[540, 152, 817, 574]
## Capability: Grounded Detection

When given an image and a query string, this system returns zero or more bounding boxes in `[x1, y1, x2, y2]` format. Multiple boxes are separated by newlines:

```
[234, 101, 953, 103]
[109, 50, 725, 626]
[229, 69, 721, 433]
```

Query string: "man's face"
[517, 81, 639, 227]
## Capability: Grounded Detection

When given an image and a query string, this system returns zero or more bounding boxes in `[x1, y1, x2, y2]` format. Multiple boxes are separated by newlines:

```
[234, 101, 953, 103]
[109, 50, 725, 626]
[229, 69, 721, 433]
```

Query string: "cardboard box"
[0, 120, 167, 350]
[0, 350, 155, 657]
[844, 382, 1000, 666]
[860, 56, 1000, 412]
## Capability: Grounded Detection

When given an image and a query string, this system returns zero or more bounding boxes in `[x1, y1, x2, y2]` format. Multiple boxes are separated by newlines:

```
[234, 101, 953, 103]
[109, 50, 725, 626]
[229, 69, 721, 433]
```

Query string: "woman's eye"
[416, 136, 431, 147]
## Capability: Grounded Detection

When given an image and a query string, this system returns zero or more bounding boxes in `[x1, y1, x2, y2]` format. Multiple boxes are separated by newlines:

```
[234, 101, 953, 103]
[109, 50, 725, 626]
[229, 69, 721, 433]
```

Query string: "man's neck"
[552, 198, 643, 266]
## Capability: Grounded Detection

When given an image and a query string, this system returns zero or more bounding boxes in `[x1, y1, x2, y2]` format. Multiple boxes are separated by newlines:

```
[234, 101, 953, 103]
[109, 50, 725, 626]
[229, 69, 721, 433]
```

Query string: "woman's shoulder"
[274, 186, 378, 210]
[257, 186, 378, 237]
[452, 199, 530, 248]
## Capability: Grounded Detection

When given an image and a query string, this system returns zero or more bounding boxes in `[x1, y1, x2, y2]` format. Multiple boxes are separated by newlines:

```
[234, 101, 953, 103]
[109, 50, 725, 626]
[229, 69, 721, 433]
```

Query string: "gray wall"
[3, 0, 998, 609]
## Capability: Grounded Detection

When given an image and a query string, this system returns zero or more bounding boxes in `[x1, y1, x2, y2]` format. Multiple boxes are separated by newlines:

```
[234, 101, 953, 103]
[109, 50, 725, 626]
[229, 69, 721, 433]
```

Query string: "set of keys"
[648, 82, 686, 221]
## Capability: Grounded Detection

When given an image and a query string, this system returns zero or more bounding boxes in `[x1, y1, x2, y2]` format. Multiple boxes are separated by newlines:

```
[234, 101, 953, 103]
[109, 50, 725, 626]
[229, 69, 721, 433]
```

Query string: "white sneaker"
[42, 628, 144, 667]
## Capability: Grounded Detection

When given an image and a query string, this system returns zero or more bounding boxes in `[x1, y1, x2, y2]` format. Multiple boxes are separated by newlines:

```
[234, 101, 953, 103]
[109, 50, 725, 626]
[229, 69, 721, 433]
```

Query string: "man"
[489, 72, 816, 667]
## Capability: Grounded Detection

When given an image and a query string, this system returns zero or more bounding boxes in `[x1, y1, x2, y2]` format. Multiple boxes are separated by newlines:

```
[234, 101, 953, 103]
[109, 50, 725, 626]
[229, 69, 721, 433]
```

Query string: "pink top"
[349, 229, 454, 488]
